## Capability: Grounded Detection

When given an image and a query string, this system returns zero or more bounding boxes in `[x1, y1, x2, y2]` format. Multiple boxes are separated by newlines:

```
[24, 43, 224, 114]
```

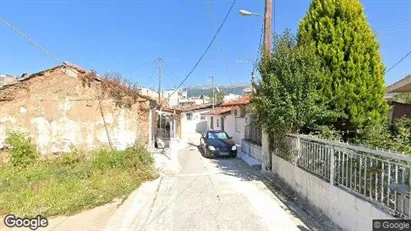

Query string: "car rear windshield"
[208, 132, 228, 140]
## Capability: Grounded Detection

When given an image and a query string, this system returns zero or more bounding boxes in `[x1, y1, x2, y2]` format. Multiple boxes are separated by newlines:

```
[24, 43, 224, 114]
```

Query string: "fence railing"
[273, 134, 411, 218]
[245, 123, 262, 145]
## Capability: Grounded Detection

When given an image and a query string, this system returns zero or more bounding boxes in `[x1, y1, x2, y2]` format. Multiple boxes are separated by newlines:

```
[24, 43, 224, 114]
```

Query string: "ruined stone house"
[0, 62, 156, 155]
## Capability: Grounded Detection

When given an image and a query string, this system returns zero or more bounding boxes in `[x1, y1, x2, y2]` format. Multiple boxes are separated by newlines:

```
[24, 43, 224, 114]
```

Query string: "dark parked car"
[200, 130, 237, 158]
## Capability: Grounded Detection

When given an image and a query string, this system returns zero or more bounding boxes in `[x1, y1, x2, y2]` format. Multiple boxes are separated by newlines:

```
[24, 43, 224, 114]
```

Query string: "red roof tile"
[221, 95, 250, 107]
[173, 103, 215, 112]
[206, 107, 233, 115]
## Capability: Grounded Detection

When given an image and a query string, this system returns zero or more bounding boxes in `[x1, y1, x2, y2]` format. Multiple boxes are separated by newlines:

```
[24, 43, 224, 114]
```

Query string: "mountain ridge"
[184, 83, 251, 97]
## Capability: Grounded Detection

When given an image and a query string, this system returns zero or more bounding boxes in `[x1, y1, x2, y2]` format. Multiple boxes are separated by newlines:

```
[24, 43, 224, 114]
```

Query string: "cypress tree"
[298, 0, 389, 134]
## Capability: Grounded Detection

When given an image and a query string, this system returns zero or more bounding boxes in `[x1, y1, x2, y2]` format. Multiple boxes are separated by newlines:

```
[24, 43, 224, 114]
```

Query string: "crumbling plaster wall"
[0, 68, 150, 155]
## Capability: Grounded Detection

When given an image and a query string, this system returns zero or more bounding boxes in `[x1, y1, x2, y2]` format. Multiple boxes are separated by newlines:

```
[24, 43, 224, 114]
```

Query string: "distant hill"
[185, 83, 250, 97]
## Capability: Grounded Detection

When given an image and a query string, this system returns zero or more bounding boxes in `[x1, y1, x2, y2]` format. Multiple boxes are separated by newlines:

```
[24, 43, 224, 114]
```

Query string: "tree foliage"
[252, 30, 331, 139]
[354, 117, 411, 154]
[209, 91, 226, 104]
[393, 93, 411, 104]
[298, 0, 389, 132]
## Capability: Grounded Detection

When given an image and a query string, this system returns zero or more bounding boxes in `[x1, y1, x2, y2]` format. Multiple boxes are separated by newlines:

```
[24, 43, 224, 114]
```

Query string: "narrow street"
[137, 143, 330, 231]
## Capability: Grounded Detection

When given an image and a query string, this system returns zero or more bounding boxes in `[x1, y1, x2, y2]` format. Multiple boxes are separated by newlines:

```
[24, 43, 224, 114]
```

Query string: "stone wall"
[0, 67, 150, 155]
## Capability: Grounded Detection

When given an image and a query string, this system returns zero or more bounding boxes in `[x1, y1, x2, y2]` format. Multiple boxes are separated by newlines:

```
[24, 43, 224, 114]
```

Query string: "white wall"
[181, 110, 208, 144]
[241, 140, 262, 162]
[223, 114, 235, 138]
[232, 116, 245, 145]
[272, 154, 393, 231]
[206, 115, 222, 131]
[223, 94, 241, 102]
[205, 108, 246, 145]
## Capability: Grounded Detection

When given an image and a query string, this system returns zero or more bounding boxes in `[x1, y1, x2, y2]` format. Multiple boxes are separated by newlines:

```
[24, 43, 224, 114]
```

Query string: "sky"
[0, 0, 410, 91]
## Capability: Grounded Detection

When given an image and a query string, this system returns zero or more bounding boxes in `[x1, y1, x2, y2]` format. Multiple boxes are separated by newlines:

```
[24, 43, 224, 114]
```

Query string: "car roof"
[207, 130, 225, 133]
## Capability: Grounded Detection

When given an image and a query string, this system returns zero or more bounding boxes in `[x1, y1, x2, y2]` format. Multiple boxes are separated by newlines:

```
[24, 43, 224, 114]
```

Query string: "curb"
[103, 177, 162, 231]
[238, 151, 262, 170]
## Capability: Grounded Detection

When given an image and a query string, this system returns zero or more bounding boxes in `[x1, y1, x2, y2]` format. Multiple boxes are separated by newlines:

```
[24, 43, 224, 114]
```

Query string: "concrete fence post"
[295, 136, 301, 167]
[330, 146, 335, 185]
[261, 128, 270, 172]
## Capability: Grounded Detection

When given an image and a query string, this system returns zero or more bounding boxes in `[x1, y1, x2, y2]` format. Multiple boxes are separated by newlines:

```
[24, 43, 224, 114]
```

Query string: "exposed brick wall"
[0, 67, 151, 155]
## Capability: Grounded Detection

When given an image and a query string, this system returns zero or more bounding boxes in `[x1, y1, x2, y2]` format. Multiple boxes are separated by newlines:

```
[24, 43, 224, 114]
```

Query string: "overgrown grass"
[0, 144, 157, 217]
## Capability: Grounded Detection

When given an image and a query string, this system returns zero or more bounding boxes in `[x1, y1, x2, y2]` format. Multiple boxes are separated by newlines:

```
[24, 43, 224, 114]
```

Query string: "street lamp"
[239, 9, 264, 18]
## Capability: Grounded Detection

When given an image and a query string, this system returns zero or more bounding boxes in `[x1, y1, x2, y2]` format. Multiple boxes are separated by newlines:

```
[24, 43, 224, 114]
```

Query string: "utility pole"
[209, 76, 215, 110]
[158, 57, 162, 103]
[263, 0, 273, 57]
[263, 0, 273, 171]
[158, 57, 162, 141]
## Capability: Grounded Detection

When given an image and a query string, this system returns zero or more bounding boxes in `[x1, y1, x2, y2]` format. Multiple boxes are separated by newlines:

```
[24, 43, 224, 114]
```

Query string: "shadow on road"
[188, 142, 340, 231]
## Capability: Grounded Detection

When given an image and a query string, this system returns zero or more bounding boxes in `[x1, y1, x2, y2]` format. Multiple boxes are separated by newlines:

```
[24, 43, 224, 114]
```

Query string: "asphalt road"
[139, 144, 321, 231]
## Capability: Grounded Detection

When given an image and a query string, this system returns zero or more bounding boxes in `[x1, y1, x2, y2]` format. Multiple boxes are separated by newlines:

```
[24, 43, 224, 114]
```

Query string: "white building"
[242, 87, 253, 95]
[179, 95, 211, 106]
[179, 104, 213, 144]
[205, 95, 250, 145]
[223, 93, 241, 103]
[0, 74, 17, 87]
[138, 87, 158, 99]
[161, 89, 188, 107]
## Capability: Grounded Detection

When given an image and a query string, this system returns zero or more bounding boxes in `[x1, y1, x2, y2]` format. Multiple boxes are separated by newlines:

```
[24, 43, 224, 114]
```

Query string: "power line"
[0, 16, 62, 64]
[386, 50, 411, 74]
[206, 0, 232, 85]
[134, 59, 158, 72]
[253, 23, 265, 74]
[147, 67, 158, 82]
[163, 0, 237, 104]
[163, 62, 181, 83]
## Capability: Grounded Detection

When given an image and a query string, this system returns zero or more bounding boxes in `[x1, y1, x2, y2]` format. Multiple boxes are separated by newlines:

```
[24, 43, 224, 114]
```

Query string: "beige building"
[0, 62, 156, 155]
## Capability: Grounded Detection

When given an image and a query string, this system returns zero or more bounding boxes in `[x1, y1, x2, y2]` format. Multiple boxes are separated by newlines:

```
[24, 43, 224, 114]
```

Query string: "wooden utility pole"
[158, 57, 162, 103]
[263, 0, 272, 57]
[264, 0, 273, 171]
[210, 76, 215, 110]
[158, 57, 162, 139]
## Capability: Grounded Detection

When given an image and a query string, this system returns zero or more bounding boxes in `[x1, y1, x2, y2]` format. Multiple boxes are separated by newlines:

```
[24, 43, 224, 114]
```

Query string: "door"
[221, 117, 225, 131]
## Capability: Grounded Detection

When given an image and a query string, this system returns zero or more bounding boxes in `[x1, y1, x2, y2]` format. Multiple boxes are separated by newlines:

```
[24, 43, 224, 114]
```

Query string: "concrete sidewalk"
[0, 200, 121, 231]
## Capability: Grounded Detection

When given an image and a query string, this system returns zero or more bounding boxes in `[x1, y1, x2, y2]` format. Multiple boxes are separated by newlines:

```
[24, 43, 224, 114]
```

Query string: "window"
[234, 109, 238, 117]
[235, 117, 240, 132]
[200, 115, 205, 120]
[210, 116, 214, 129]
[216, 118, 219, 127]
[186, 113, 192, 120]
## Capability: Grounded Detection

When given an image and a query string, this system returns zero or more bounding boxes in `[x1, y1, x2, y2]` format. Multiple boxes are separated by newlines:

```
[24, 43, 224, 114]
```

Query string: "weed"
[4, 130, 38, 166]
[0, 144, 156, 217]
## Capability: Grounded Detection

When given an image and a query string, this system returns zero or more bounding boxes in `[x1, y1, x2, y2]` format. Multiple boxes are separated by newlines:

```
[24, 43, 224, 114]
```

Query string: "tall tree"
[253, 30, 329, 138]
[209, 91, 226, 104]
[298, 0, 389, 133]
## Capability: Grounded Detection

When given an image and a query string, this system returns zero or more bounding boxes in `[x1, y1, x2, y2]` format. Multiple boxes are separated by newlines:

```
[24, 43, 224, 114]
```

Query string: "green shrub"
[355, 117, 411, 154]
[4, 130, 38, 166]
[309, 126, 342, 142]
[0, 143, 156, 217]
[92, 145, 154, 170]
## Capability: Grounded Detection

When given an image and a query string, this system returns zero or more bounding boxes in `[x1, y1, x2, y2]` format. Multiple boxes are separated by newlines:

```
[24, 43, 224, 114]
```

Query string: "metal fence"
[245, 123, 262, 145]
[274, 134, 411, 218]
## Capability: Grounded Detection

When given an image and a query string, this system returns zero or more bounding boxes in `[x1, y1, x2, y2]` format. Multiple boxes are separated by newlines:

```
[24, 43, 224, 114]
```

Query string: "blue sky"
[1, 0, 410, 90]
